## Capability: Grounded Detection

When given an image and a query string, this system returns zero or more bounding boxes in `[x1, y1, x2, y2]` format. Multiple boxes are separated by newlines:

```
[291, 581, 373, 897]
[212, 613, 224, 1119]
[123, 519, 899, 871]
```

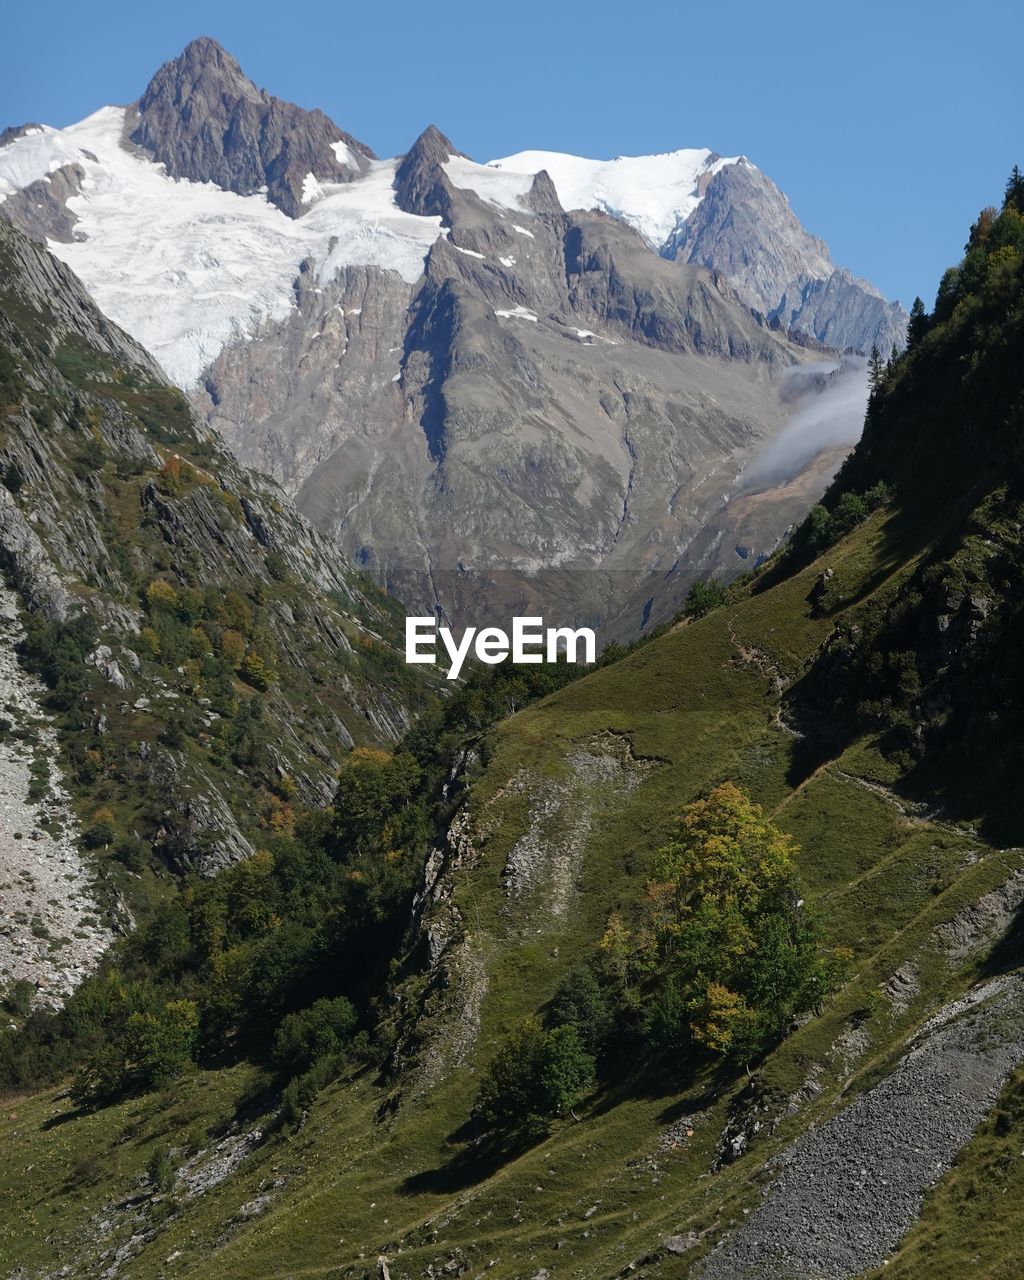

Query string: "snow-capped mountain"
[0, 38, 894, 629]
[485, 149, 905, 355]
[0, 107, 442, 385]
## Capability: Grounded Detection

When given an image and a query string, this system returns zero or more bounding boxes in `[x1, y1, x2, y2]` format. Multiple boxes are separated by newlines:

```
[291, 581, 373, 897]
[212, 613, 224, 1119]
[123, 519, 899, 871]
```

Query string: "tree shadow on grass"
[399, 1121, 543, 1196]
[40, 1101, 87, 1131]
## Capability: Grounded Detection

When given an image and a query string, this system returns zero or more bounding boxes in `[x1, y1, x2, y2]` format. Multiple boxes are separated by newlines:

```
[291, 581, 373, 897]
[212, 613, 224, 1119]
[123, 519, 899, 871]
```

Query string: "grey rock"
[203, 138, 837, 631]
[0, 162, 85, 243]
[127, 37, 375, 218]
[87, 643, 131, 689]
[667, 159, 907, 355]
[0, 483, 68, 621]
[697, 974, 1024, 1279]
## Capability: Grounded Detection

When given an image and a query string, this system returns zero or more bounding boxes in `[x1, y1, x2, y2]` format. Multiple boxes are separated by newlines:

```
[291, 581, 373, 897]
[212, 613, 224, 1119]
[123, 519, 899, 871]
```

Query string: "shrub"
[473, 1017, 594, 1139]
[684, 578, 727, 620]
[145, 579, 178, 610]
[125, 998, 199, 1090]
[146, 1144, 175, 1194]
[3, 979, 35, 1018]
[280, 1054, 342, 1126]
[83, 807, 117, 849]
[272, 996, 358, 1074]
[547, 964, 614, 1054]
[239, 651, 274, 690]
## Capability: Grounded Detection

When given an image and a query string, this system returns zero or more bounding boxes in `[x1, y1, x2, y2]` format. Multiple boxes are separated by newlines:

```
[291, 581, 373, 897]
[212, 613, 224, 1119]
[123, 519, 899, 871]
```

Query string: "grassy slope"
[4, 494, 1019, 1280]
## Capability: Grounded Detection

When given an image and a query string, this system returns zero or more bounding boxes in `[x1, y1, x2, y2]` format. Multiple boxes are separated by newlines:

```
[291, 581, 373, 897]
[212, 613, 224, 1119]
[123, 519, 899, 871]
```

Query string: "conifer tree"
[906, 296, 928, 350]
[867, 343, 884, 391]
[1004, 165, 1024, 215]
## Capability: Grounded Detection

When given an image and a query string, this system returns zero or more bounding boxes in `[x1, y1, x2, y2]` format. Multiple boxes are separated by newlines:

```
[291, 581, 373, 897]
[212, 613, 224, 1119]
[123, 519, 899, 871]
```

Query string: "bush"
[83, 807, 117, 849]
[115, 836, 147, 873]
[18, 613, 96, 710]
[239, 651, 274, 690]
[272, 996, 358, 1074]
[473, 1017, 594, 1140]
[146, 1144, 175, 1194]
[683, 578, 727, 620]
[280, 1054, 342, 1126]
[547, 965, 614, 1054]
[3, 979, 35, 1018]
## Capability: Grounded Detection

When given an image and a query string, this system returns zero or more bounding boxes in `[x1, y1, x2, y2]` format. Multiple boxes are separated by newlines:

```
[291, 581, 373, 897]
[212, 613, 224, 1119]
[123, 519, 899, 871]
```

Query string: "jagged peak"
[127, 36, 375, 218]
[403, 125, 465, 169]
[394, 126, 467, 221]
[139, 36, 264, 109]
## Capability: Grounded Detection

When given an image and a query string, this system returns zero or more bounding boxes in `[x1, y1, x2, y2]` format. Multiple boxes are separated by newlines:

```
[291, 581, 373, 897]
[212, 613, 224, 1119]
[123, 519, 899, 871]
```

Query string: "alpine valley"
[4, 32, 1024, 1280]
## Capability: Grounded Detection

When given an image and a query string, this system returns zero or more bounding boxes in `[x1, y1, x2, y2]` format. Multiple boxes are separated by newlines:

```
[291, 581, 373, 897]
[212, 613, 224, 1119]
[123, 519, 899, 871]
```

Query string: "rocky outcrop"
[126, 37, 375, 217]
[393, 125, 464, 220]
[0, 588, 116, 1007]
[668, 160, 908, 355]
[0, 162, 84, 243]
[0, 216, 420, 906]
[0, 485, 69, 621]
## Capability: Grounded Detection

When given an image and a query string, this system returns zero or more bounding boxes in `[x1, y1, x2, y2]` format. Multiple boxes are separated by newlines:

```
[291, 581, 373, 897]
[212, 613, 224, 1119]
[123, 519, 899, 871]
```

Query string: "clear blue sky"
[3, 0, 1021, 308]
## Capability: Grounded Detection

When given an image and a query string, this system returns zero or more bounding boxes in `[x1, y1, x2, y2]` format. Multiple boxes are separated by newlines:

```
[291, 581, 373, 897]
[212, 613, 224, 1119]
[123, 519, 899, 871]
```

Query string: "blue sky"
[3, 0, 1021, 308]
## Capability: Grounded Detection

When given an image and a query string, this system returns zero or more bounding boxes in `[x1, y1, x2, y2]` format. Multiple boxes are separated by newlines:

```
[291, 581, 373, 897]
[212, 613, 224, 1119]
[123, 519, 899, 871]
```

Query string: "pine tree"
[906, 296, 928, 350]
[867, 343, 884, 392]
[1004, 165, 1024, 215]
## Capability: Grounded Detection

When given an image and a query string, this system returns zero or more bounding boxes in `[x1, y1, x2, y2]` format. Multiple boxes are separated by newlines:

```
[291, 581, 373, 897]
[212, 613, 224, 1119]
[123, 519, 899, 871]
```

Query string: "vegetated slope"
[0, 213, 430, 941]
[2, 181, 1023, 1280]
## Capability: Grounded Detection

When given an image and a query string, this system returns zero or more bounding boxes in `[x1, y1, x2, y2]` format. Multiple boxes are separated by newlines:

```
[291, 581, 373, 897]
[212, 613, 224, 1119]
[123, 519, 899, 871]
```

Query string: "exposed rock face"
[0, 586, 115, 1008]
[0, 40, 899, 630]
[667, 160, 908, 355]
[127, 37, 375, 217]
[202, 135, 846, 628]
[393, 125, 466, 219]
[0, 162, 84, 243]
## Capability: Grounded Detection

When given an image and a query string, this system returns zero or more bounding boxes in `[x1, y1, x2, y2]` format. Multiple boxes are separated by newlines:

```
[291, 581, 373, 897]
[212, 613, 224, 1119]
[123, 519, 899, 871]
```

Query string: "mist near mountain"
[739, 359, 869, 490]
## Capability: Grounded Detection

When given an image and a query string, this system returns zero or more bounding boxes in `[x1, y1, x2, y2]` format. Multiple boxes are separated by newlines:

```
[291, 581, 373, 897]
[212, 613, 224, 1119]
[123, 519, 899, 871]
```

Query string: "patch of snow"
[301, 171, 325, 206]
[512, 224, 534, 238]
[330, 139, 356, 168]
[488, 147, 743, 250]
[443, 154, 535, 211]
[454, 244, 485, 259]
[498, 255, 515, 267]
[0, 108, 444, 387]
[494, 306, 538, 323]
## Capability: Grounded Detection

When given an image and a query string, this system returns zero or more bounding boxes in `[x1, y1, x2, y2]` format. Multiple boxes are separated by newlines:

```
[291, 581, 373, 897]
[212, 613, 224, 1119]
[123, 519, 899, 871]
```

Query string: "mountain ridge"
[0, 39, 898, 630]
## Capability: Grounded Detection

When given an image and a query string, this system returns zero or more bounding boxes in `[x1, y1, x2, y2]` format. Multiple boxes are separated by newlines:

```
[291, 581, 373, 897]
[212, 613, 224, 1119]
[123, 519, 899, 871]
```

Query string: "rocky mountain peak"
[394, 124, 466, 219]
[143, 36, 264, 108]
[127, 38, 376, 217]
